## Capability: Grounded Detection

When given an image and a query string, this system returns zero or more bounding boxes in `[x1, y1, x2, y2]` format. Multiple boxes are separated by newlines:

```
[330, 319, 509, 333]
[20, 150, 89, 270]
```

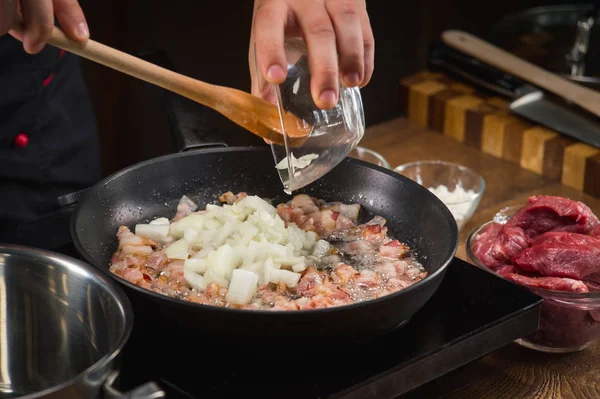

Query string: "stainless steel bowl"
[0, 244, 163, 398]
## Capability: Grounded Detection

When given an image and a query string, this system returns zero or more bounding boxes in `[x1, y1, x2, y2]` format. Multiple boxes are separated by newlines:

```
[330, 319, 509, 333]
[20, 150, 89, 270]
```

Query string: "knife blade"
[428, 42, 600, 148]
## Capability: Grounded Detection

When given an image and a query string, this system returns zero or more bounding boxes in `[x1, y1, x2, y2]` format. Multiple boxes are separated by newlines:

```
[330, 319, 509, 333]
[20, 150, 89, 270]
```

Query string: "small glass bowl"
[394, 161, 485, 230]
[348, 146, 391, 169]
[467, 205, 600, 353]
[255, 37, 365, 193]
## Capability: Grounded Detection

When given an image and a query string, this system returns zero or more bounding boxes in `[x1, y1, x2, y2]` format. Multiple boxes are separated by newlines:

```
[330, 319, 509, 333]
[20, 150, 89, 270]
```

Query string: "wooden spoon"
[11, 23, 311, 147]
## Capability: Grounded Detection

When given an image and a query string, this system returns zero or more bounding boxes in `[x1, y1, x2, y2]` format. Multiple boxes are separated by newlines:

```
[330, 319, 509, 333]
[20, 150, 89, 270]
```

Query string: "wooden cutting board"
[399, 71, 600, 199]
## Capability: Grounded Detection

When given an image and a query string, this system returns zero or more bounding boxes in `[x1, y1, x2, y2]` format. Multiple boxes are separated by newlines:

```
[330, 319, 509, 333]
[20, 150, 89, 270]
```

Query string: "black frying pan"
[69, 51, 458, 351]
[70, 147, 457, 349]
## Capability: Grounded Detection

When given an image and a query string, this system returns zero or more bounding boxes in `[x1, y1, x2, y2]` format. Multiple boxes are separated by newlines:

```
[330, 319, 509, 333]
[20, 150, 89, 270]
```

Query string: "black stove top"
[0, 212, 542, 399]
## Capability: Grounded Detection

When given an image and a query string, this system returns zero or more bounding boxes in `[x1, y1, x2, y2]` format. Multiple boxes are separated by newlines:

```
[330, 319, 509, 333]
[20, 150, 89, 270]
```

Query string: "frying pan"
[69, 52, 458, 351]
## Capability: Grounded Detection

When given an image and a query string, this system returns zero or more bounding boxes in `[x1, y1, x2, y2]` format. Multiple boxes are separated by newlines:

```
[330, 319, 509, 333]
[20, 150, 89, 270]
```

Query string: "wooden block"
[520, 127, 559, 174]
[542, 136, 576, 180]
[481, 112, 518, 158]
[503, 119, 534, 165]
[562, 143, 600, 191]
[428, 89, 461, 132]
[399, 74, 433, 117]
[407, 80, 448, 126]
[450, 82, 476, 94]
[486, 97, 510, 110]
[464, 103, 499, 149]
[584, 154, 600, 198]
[443, 95, 484, 142]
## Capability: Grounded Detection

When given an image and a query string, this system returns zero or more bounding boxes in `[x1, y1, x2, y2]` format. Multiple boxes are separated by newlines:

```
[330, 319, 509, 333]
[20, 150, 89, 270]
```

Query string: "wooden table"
[360, 118, 600, 399]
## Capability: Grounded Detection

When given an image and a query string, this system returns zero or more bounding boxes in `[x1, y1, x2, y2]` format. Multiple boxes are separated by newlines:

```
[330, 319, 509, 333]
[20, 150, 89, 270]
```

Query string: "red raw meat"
[513, 243, 600, 284]
[502, 273, 589, 293]
[506, 195, 600, 239]
[531, 231, 600, 247]
[471, 223, 530, 270]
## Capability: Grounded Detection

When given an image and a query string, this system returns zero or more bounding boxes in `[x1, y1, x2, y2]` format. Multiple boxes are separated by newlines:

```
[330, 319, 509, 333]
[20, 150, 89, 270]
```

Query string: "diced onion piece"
[339, 204, 360, 221]
[269, 269, 301, 288]
[292, 263, 307, 273]
[226, 269, 259, 305]
[184, 270, 208, 290]
[135, 224, 170, 243]
[184, 258, 207, 274]
[275, 153, 319, 170]
[312, 240, 332, 258]
[150, 217, 170, 225]
[184, 228, 198, 242]
[204, 268, 229, 288]
[165, 238, 189, 260]
[273, 256, 305, 266]
[237, 195, 277, 216]
[170, 214, 205, 238]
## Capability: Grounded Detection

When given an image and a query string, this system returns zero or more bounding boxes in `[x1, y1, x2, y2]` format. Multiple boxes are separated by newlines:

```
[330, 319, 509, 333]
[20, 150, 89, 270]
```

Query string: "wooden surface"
[360, 117, 600, 399]
[398, 71, 600, 200]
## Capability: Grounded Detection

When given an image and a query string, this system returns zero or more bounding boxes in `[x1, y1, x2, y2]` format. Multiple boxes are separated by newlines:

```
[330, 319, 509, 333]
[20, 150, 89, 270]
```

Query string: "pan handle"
[103, 370, 166, 399]
[136, 49, 228, 152]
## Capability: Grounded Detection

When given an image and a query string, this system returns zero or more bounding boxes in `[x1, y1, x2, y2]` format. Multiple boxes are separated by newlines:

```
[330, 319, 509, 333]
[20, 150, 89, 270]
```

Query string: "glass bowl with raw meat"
[109, 192, 428, 311]
[466, 195, 600, 353]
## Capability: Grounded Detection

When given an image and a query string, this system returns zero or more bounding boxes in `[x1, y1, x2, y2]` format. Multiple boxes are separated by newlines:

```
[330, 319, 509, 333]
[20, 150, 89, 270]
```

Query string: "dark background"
[79, 0, 579, 176]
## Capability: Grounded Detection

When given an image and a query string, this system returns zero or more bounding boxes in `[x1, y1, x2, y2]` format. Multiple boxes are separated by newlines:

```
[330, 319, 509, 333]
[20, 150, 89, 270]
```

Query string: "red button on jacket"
[13, 133, 29, 148]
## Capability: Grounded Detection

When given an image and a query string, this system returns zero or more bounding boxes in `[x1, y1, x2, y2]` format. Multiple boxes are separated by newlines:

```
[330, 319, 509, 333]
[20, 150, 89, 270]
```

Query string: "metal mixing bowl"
[0, 244, 163, 398]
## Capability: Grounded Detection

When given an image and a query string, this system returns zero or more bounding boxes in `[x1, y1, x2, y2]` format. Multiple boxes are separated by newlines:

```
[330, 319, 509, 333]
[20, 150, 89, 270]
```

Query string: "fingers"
[325, 0, 363, 88]
[54, 0, 89, 42]
[294, 0, 339, 109]
[19, 0, 54, 54]
[0, 0, 18, 37]
[253, 0, 288, 85]
[360, 6, 375, 87]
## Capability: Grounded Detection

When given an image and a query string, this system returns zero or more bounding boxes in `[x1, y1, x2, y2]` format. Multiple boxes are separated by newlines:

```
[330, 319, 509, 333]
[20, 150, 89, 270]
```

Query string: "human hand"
[0, 0, 89, 54]
[249, 0, 374, 110]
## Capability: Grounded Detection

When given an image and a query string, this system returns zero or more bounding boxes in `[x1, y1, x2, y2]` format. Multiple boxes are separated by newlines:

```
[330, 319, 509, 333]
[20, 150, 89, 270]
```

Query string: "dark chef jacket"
[0, 34, 101, 232]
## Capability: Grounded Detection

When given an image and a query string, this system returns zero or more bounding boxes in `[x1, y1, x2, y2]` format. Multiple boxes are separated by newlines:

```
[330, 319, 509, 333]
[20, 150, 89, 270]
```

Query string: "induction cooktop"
[0, 209, 542, 399]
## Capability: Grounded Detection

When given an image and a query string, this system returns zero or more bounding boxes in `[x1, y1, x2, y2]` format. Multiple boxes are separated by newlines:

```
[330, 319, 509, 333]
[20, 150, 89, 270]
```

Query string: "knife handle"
[442, 30, 600, 119]
[429, 43, 526, 98]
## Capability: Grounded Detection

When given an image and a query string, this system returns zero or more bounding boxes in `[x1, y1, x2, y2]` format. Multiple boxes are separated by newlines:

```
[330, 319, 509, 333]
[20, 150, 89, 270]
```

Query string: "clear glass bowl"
[466, 205, 600, 353]
[394, 160, 485, 230]
[256, 37, 365, 193]
[348, 146, 391, 169]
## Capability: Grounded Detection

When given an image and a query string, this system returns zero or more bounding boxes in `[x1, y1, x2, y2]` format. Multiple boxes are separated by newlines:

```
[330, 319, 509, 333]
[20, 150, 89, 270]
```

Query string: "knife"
[428, 33, 600, 148]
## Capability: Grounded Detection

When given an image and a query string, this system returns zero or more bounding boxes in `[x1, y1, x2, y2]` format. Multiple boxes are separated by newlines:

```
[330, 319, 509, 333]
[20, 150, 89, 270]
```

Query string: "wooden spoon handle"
[14, 23, 219, 108]
[442, 30, 600, 118]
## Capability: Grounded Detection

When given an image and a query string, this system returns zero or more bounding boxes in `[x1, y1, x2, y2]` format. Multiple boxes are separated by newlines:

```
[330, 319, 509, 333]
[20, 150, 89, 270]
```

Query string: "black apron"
[0, 34, 101, 232]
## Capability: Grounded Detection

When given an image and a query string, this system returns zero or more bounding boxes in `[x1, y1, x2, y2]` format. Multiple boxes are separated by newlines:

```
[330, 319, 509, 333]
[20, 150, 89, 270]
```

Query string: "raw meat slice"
[531, 231, 600, 247]
[513, 243, 600, 284]
[471, 223, 530, 270]
[506, 195, 600, 239]
[502, 273, 589, 293]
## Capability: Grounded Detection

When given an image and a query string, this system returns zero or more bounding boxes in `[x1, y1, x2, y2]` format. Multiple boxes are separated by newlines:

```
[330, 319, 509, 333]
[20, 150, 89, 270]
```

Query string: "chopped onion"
[135, 224, 170, 243]
[169, 194, 319, 291]
[292, 263, 307, 273]
[226, 269, 259, 305]
[339, 204, 360, 221]
[275, 153, 319, 170]
[150, 217, 170, 225]
[184, 270, 208, 290]
[165, 238, 189, 260]
[269, 269, 301, 287]
[184, 258, 207, 273]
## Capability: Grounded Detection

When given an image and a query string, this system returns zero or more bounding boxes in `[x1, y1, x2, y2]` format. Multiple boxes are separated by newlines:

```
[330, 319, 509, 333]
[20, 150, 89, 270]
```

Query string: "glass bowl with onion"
[466, 205, 600, 353]
[254, 37, 365, 194]
[394, 160, 485, 230]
